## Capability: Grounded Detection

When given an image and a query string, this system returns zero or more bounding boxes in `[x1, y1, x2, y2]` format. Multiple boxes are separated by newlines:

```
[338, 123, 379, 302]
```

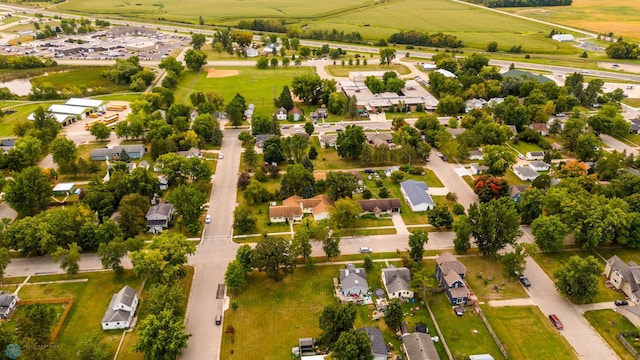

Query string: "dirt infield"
[206, 68, 239, 78]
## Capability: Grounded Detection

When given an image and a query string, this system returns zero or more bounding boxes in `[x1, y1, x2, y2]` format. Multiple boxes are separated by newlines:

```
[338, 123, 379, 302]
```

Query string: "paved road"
[600, 134, 639, 156]
[427, 150, 478, 209]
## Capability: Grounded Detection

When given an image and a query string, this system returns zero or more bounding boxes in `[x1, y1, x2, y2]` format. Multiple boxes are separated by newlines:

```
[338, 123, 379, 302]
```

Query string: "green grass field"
[463, 255, 528, 301]
[584, 309, 638, 360]
[30, 66, 131, 94]
[325, 63, 411, 77]
[0, 102, 45, 137]
[482, 305, 578, 359]
[57, 0, 572, 53]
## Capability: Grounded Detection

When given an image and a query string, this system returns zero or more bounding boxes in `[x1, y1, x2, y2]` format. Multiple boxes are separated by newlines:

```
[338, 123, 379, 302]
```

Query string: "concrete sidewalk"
[487, 298, 535, 307]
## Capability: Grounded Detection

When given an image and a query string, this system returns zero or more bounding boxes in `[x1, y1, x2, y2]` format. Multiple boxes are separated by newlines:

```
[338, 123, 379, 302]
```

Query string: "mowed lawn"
[0, 102, 45, 137]
[462, 255, 528, 301]
[221, 266, 337, 360]
[173, 66, 315, 117]
[482, 305, 578, 360]
[15, 271, 143, 359]
[585, 309, 639, 360]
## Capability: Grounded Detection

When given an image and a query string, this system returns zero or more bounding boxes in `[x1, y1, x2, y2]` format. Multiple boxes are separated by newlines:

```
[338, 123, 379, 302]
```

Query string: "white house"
[0, 293, 18, 319]
[245, 48, 258, 57]
[382, 266, 413, 301]
[101, 285, 139, 330]
[276, 107, 288, 121]
[605, 256, 640, 302]
[435, 69, 456, 78]
[419, 63, 437, 71]
[469, 149, 483, 161]
[526, 151, 545, 161]
[319, 134, 338, 148]
[552, 34, 574, 42]
[513, 166, 540, 181]
[529, 161, 550, 172]
[400, 180, 434, 212]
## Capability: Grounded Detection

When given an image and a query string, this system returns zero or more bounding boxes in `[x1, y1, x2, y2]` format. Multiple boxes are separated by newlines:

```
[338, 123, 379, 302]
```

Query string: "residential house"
[513, 166, 540, 181]
[0, 293, 18, 319]
[509, 185, 529, 202]
[138, 160, 150, 170]
[435, 69, 456, 78]
[630, 118, 640, 134]
[158, 175, 169, 190]
[340, 263, 369, 296]
[529, 123, 549, 136]
[268, 203, 303, 224]
[176, 147, 202, 159]
[525, 151, 545, 161]
[435, 252, 470, 305]
[400, 180, 434, 212]
[465, 99, 487, 113]
[101, 285, 139, 330]
[299, 338, 315, 356]
[358, 199, 401, 217]
[275, 107, 288, 121]
[289, 106, 303, 121]
[245, 48, 258, 57]
[446, 128, 466, 138]
[402, 332, 440, 360]
[470, 163, 489, 175]
[382, 266, 413, 300]
[0, 138, 16, 154]
[502, 69, 552, 84]
[283, 194, 333, 220]
[316, 108, 329, 119]
[90, 145, 145, 161]
[529, 161, 550, 172]
[313, 172, 327, 181]
[551, 142, 563, 151]
[506, 125, 518, 138]
[145, 202, 175, 233]
[468, 149, 483, 161]
[357, 327, 388, 360]
[255, 134, 277, 148]
[604, 255, 640, 302]
[366, 132, 394, 148]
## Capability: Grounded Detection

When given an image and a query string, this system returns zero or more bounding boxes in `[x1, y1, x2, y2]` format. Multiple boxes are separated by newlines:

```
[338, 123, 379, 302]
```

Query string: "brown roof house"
[268, 203, 303, 224]
[605, 255, 640, 302]
[358, 199, 401, 217]
[435, 252, 470, 305]
[269, 194, 333, 223]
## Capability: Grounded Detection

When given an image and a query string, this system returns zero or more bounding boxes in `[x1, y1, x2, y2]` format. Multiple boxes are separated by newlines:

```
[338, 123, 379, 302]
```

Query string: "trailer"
[103, 113, 119, 124]
[106, 104, 127, 111]
[85, 119, 101, 130]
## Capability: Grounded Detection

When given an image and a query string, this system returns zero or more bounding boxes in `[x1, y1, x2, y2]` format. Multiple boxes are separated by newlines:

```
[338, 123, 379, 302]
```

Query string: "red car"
[549, 314, 563, 330]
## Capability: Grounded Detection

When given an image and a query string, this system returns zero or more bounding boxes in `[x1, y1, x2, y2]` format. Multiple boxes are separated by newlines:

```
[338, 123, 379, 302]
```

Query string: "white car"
[359, 247, 373, 253]
[322, 124, 330, 128]
[205, 215, 212, 224]
[218, 153, 224, 159]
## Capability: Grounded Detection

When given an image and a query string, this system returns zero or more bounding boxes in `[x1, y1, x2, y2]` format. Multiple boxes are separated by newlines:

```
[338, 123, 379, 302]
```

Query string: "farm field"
[504, 0, 640, 41]
[57, 0, 572, 53]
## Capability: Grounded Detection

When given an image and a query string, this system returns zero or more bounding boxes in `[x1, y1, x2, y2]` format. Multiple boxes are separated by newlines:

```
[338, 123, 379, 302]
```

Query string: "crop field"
[56, 0, 570, 53]
[504, 0, 640, 41]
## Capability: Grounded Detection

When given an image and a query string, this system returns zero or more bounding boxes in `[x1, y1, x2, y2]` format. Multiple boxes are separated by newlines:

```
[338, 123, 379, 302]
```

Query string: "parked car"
[549, 314, 563, 330]
[218, 153, 224, 159]
[359, 247, 373, 253]
[519, 275, 531, 287]
[615, 300, 629, 306]
[215, 315, 222, 325]
[205, 215, 212, 224]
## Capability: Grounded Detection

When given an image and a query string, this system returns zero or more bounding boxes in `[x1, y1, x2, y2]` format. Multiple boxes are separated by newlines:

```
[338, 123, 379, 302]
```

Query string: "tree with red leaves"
[474, 175, 510, 203]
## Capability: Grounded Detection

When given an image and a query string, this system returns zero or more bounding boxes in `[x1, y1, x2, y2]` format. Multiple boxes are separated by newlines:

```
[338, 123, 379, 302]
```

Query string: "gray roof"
[339, 263, 368, 292]
[101, 285, 137, 324]
[400, 180, 433, 207]
[403, 332, 440, 360]
[359, 198, 401, 212]
[436, 252, 466, 276]
[357, 326, 387, 357]
[608, 256, 640, 295]
[529, 161, 549, 168]
[527, 151, 545, 157]
[91, 145, 145, 158]
[383, 267, 411, 294]
[514, 166, 539, 179]
[255, 134, 276, 143]
[146, 202, 174, 218]
[0, 293, 16, 307]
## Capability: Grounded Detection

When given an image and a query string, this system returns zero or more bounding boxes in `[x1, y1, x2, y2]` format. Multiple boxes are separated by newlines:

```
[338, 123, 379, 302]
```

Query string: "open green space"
[173, 67, 315, 117]
[58, 0, 571, 53]
[16, 271, 143, 359]
[508, 140, 544, 155]
[463, 255, 528, 301]
[532, 250, 621, 303]
[622, 98, 640, 108]
[325, 63, 411, 77]
[595, 248, 640, 265]
[0, 102, 44, 137]
[585, 309, 638, 360]
[234, 175, 291, 236]
[30, 66, 131, 94]
[482, 305, 578, 360]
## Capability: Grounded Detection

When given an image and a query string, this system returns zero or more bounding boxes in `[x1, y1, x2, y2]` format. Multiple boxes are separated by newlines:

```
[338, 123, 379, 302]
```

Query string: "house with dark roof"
[400, 180, 434, 212]
[513, 166, 540, 181]
[435, 252, 470, 305]
[275, 107, 287, 121]
[630, 118, 640, 134]
[358, 198, 401, 217]
[90, 145, 145, 161]
[366, 132, 394, 148]
[101, 285, 139, 330]
[145, 202, 174, 233]
[382, 266, 413, 300]
[0, 293, 18, 319]
[525, 151, 545, 160]
[340, 263, 369, 297]
[402, 332, 440, 360]
[605, 255, 640, 302]
[255, 134, 277, 148]
[357, 326, 388, 360]
[502, 69, 552, 84]
[0, 138, 16, 154]
[175, 147, 202, 159]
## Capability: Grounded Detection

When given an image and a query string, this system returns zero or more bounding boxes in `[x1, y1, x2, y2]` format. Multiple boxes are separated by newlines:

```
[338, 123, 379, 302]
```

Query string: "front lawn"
[508, 140, 544, 155]
[585, 309, 638, 360]
[482, 305, 578, 360]
[463, 255, 528, 301]
[234, 175, 291, 236]
[532, 251, 621, 303]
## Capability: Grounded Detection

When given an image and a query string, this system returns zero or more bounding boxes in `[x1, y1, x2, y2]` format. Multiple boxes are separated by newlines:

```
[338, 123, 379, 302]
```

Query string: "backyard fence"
[18, 297, 74, 341]
[475, 306, 509, 359]
[617, 332, 640, 359]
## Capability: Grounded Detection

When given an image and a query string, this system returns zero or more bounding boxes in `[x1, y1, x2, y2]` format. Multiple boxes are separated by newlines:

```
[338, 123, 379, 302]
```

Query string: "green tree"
[146, 283, 186, 318]
[468, 198, 522, 259]
[427, 203, 453, 228]
[170, 184, 208, 232]
[345, 95, 358, 119]
[384, 298, 404, 330]
[0, 247, 10, 282]
[90, 122, 110, 141]
[519, 188, 544, 225]
[159, 56, 184, 76]
[13, 135, 42, 167]
[500, 243, 534, 280]
[50, 137, 78, 173]
[243, 180, 270, 204]
[332, 330, 374, 360]
[408, 230, 428, 262]
[596, 150, 625, 181]
[97, 239, 128, 274]
[274, 85, 294, 111]
[16, 302, 56, 344]
[379, 48, 396, 66]
[319, 303, 357, 345]
[326, 171, 360, 200]
[304, 121, 315, 136]
[280, 164, 314, 197]
[184, 49, 208, 71]
[235, 244, 253, 272]
[487, 41, 498, 52]
[192, 113, 221, 144]
[292, 224, 313, 263]
[225, 93, 246, 128]
[291, 74, 323, 104]
[453, 215, 472, 254]
[554, 255, 601, 304]
[77, 332, 109, 360]
[252, 236, 295, 281]
[575, 133, 601, 161]
[5, 166, 52, 218]
[52, 242, 82, 274]
[130, 232, 195, 283]
[336, 125, 366, 159]
[132, 309, 191, 360]
[480, 145, 516, 176]
[531, 215, 569, 252]
[330, 198, 362, 229]
[233, 207, 256, 234]
[327, 92, 346, 114]
[224, 260, 248, 293]
[191, 33, 206, 50]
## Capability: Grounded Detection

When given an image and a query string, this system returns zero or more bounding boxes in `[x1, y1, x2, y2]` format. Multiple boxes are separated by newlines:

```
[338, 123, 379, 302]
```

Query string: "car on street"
[295, 129, 303, 134]
[615, 300, 629, 306]
[205, 215, 211, 224]
[218, 153, 224, 159]
[519, 275, 531, 287]
[215, 314, 222, 325]
[359, 247, 373, 253]
[282, 125, 290, 129]
[364, 169, 375, 174]
[549, 314, 563, 330]
[322, 124, 330, 128]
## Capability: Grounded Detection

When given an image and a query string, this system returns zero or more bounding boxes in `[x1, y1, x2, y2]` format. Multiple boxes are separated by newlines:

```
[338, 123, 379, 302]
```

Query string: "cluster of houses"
[319, 131, 395, 149]
[339, 71, 439, 114]
[337, 263, 414, 304]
